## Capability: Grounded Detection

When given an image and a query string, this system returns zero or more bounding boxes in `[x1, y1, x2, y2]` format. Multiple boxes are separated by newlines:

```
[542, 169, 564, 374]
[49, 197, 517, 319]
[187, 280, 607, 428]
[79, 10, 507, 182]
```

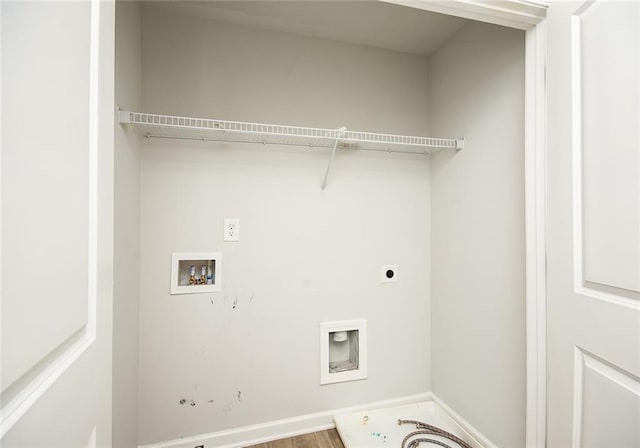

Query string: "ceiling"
[143, 1, 469, 57]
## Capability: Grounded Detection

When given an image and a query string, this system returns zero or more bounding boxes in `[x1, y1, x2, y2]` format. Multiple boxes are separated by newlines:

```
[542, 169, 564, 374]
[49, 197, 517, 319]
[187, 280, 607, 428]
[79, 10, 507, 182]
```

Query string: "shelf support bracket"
[321, 127, 346, 190]
[117, 108, 132, 124]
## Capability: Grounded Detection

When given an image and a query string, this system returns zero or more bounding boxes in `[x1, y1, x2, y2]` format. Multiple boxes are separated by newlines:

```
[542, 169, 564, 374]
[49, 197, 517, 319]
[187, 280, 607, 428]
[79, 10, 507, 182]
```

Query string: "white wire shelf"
[118, 111, 464, 154]
[118, 110, 464, 189]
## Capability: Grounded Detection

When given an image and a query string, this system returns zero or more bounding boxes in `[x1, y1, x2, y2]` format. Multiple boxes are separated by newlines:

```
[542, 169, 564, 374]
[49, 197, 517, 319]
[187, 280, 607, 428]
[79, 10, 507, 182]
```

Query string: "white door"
[1, 1, 114, 445]
[546, 1, 640, 447]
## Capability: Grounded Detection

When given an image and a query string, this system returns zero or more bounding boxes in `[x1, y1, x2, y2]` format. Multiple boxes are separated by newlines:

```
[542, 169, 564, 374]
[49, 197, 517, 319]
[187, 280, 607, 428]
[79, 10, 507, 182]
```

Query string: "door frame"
[384, 2, 549, 446]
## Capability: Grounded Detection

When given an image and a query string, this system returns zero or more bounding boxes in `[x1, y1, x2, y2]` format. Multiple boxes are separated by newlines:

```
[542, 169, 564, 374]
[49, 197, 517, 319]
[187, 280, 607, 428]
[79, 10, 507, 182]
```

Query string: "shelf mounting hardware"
[321, 127, 346, 191]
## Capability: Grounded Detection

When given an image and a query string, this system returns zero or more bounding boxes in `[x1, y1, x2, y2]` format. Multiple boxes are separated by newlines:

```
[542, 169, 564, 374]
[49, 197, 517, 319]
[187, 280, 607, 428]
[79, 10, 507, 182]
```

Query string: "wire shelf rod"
[119, 110, 464, 189]
[142, 133, 436, 156]
[119, 110, 464, 150]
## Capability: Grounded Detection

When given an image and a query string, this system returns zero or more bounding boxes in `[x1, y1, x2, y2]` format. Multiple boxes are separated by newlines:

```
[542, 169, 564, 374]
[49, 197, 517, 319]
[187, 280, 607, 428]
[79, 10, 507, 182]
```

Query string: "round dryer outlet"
[381, 264, 398, 283]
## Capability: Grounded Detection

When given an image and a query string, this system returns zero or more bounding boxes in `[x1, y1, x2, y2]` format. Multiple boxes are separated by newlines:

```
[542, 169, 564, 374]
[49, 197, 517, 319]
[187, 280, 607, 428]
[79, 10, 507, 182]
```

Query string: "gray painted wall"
[429, 21, 526, 448]
[113, 2, 142, 447]
[137, 8, 432, 445]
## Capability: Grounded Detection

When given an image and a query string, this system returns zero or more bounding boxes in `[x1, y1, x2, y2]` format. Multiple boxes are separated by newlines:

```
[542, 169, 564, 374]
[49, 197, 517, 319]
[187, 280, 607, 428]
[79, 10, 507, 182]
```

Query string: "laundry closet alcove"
[113, 2, 528, 447]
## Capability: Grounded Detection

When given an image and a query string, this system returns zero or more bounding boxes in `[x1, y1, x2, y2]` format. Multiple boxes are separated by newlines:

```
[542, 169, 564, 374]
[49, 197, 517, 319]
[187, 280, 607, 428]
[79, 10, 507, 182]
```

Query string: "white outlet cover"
[224, 218, 240, 242]
[381, 264, 398, 283]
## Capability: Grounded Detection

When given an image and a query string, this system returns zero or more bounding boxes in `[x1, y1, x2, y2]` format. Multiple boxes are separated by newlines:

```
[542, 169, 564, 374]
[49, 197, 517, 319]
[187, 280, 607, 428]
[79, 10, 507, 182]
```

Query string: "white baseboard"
[431, 393, 498, 448]
[139, 392, 433, 448]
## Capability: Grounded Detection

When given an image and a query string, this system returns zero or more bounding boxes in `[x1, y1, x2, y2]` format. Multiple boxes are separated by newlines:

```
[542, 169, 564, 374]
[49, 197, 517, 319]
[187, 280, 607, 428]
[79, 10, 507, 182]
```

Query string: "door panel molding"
[0, 0, 101, 437]
[571, 1, 640, 310]
[572, 347, 640, 448]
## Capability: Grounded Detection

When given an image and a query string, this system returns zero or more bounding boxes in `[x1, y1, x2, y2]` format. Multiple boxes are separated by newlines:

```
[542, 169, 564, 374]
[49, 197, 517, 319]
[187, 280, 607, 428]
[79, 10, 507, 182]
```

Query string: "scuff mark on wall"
[178, 397, 196, 407]
[232, 296, 238, 309]
[222, 389, 243, 413]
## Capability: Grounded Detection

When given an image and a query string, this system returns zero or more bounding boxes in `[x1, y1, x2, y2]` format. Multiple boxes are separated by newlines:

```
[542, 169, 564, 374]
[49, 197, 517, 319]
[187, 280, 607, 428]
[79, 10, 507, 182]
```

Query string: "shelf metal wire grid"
[119, 111, 464, 154]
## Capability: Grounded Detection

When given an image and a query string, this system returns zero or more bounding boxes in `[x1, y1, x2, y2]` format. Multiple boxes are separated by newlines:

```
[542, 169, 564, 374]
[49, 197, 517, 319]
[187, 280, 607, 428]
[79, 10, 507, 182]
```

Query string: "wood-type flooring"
[246, 429, 345, 448]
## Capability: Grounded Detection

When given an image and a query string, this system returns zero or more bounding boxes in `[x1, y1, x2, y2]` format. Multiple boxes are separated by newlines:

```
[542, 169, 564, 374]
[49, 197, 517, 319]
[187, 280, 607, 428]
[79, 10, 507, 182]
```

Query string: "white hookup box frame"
[320, 319, 368, 385]
[170, 252, 222, 295]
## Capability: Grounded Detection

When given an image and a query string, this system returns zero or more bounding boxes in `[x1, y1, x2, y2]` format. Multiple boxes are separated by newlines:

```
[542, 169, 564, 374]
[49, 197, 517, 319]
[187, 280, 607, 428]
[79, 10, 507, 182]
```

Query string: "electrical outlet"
[381, 264, 398, 283]
[224, 218, 240, 242]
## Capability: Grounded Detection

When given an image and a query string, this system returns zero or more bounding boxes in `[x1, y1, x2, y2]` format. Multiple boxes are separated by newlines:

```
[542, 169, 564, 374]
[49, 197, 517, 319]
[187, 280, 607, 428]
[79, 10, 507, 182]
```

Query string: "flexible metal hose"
[407, 438, 454, 448]
[398, 419, 473, 448]
[402, 431, 453, 448]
